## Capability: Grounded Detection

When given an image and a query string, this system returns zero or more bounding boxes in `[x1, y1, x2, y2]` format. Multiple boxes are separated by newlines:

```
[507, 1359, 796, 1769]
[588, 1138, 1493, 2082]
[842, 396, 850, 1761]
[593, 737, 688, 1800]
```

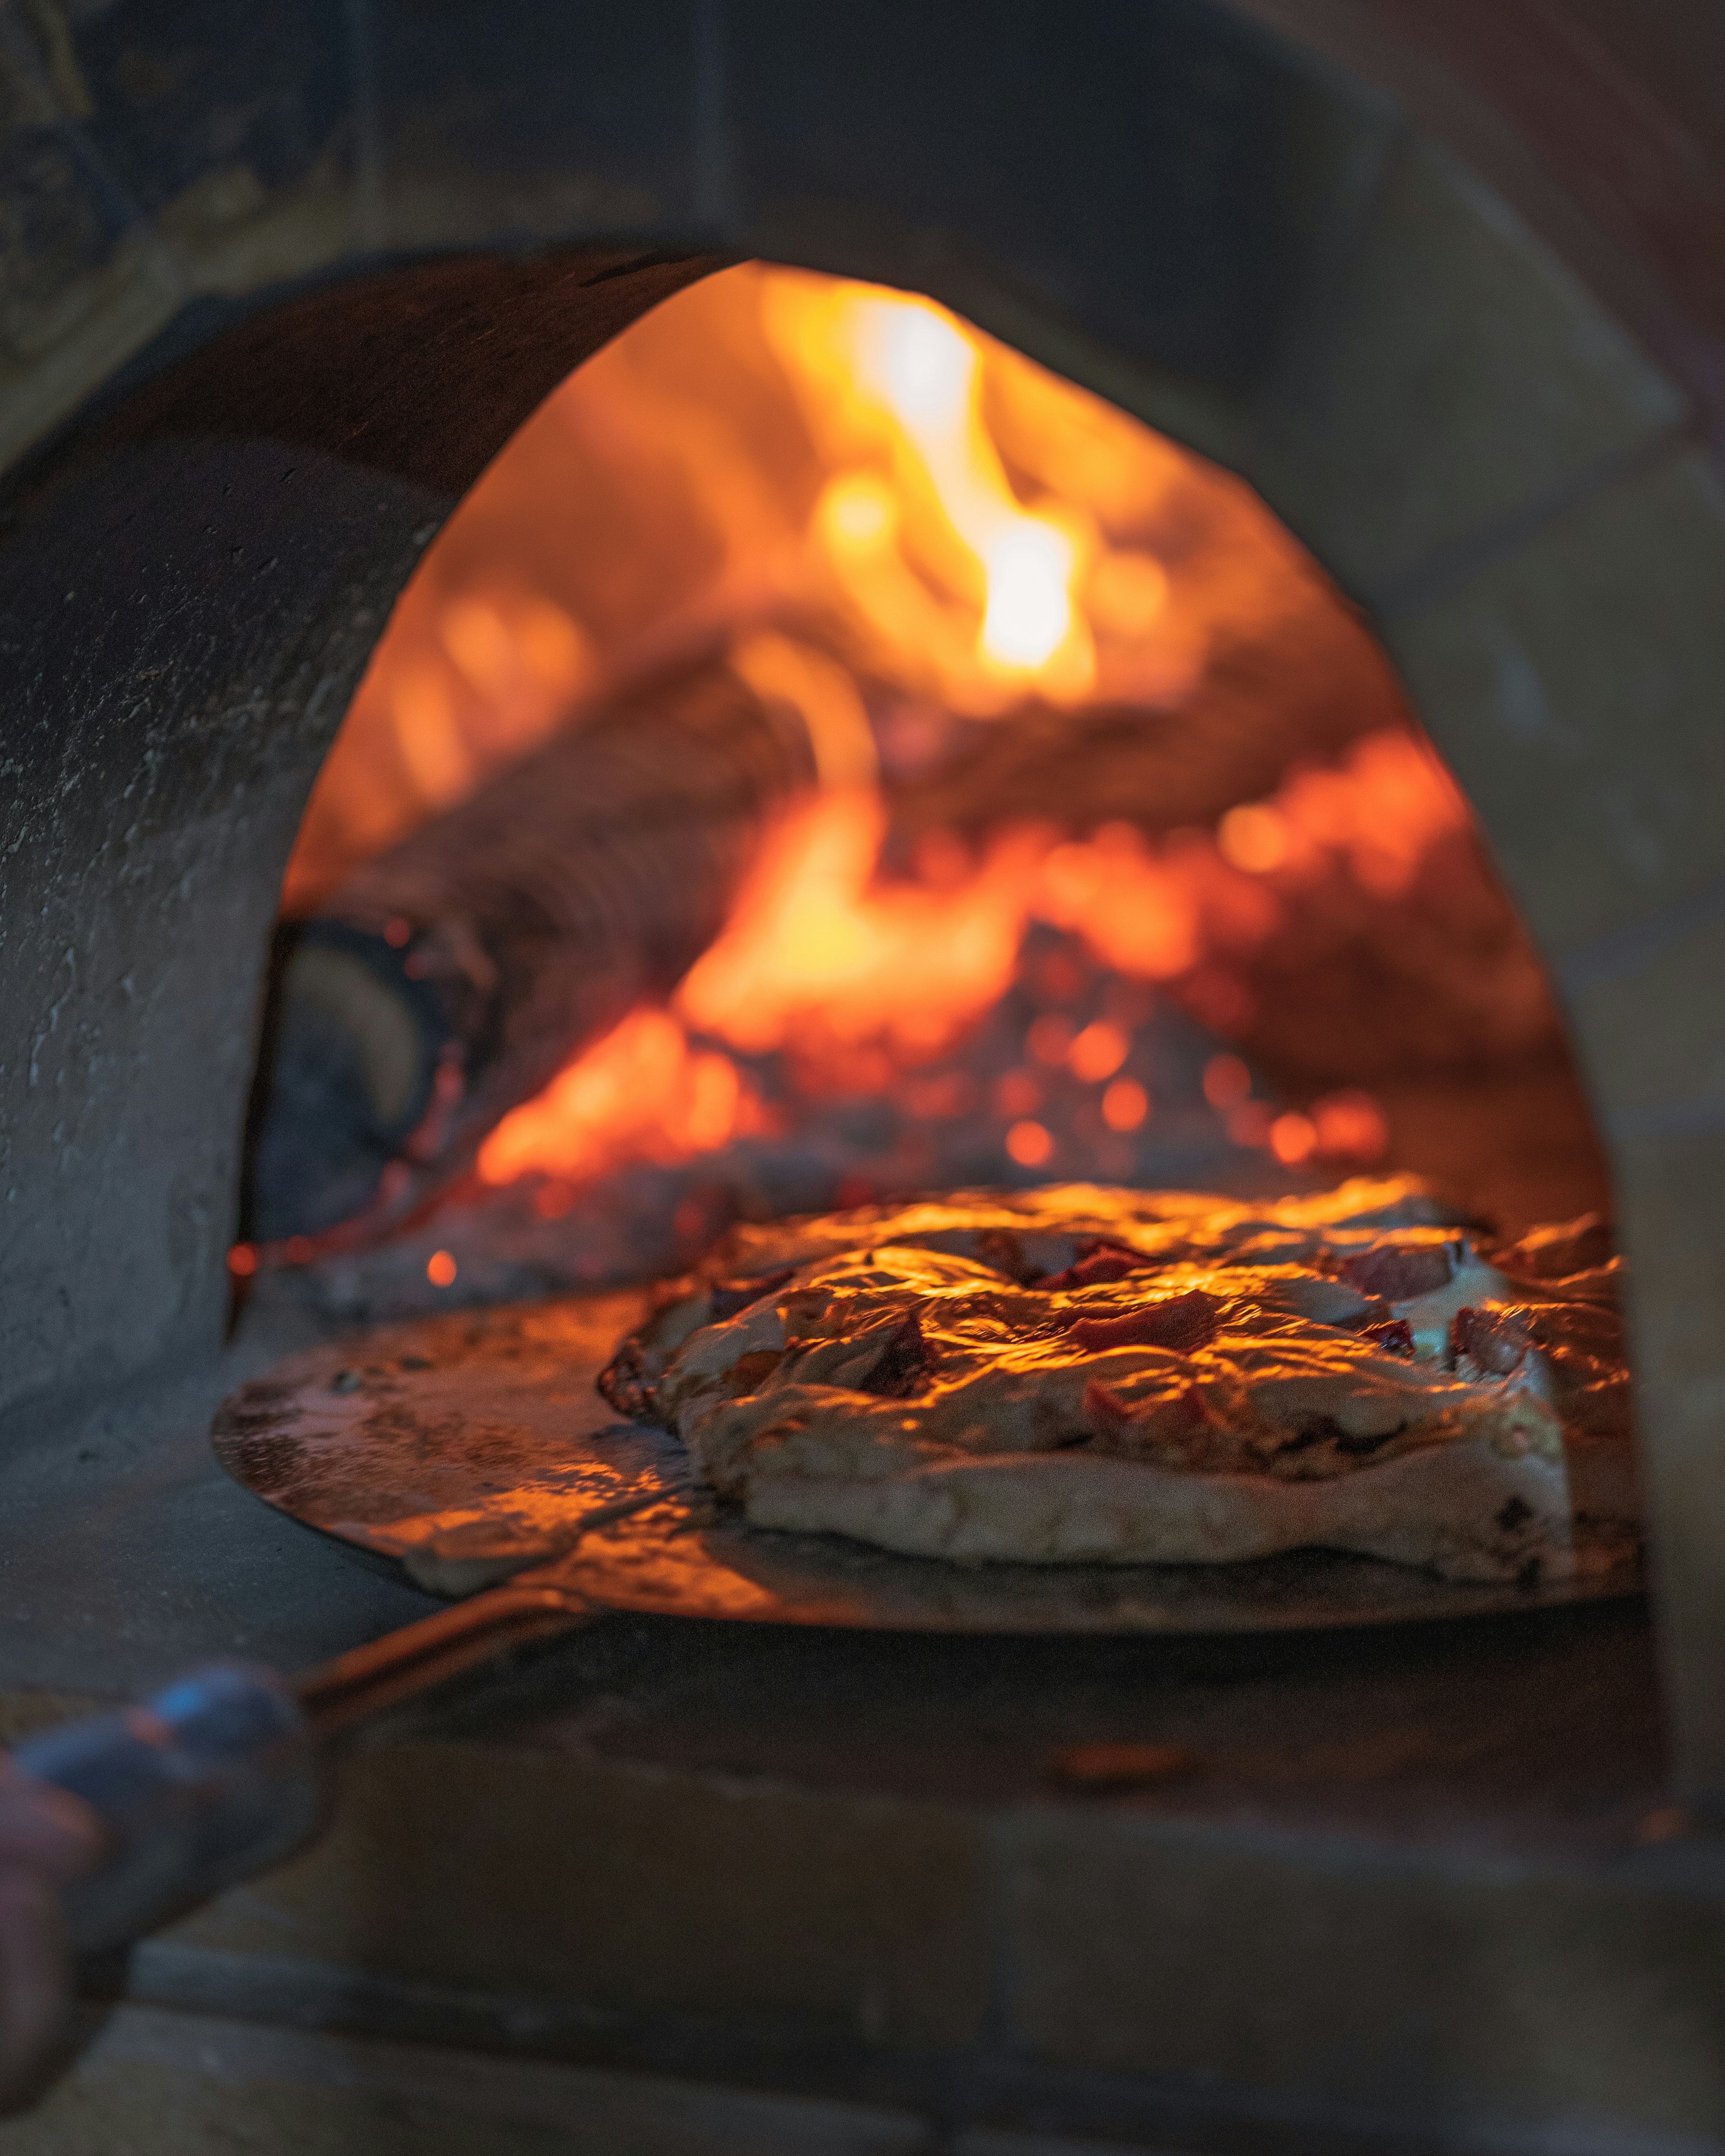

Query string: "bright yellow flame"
[981, 520, 1078, 670]
[860, 301, 975, 434]
[822, 473, 897, 548]
[676, 790, 1040, 1058]
[759, 278, 1100, 709]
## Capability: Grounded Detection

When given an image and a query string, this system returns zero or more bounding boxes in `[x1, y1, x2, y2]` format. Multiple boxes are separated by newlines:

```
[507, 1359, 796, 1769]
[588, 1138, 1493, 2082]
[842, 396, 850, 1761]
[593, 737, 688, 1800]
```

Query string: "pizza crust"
[599, 1178, 1634, 1585]
[742, 1437, 1570, 1581]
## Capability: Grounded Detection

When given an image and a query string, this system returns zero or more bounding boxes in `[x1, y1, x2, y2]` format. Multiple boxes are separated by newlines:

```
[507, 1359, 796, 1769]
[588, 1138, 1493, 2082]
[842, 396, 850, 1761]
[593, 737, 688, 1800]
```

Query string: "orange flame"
[477, 1007, 762, 1187]
[765, 280, 1101, 706]
[476, 729, 1449, 1191]
[675, 790, 1040, 1058]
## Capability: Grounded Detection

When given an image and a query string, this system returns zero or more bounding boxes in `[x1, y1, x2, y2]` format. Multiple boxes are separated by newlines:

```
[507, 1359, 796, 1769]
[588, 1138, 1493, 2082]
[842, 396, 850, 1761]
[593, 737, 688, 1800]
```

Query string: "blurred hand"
[0, 1755, 105, 2113]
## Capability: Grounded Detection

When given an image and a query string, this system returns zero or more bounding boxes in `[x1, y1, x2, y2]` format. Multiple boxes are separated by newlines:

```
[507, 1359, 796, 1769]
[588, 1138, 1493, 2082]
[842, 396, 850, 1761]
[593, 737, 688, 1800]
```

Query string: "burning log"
[245, 660, 813, 1246]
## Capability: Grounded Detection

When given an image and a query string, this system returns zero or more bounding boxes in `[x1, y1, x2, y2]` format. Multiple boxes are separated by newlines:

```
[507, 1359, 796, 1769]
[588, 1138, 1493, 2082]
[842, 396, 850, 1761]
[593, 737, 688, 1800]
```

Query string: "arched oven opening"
[2, 2, 1722, 2146]
[242, 260, 1607, 1321]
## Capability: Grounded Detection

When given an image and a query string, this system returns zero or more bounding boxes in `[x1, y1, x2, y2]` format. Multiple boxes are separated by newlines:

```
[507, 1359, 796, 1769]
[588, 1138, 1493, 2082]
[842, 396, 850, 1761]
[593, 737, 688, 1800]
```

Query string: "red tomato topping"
[1066, 1288, 1220, 1355]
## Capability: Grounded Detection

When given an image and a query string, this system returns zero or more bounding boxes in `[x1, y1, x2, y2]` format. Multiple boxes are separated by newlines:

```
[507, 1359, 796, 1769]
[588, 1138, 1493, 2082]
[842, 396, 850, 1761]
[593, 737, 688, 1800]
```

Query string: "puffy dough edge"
[740, 1438, 1575, 1584]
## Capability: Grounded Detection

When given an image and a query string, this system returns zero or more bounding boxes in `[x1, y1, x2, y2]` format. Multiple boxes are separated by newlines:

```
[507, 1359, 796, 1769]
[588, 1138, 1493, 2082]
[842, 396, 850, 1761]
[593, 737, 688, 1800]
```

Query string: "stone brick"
[369, 0, 696, 253]
[1609, 1357, 1725, 1805]
[1383, 448, 1725, 961]
[1565, 903, 1725, 1121]
[6, 2004, 928, 2155]
[995, 1805, 1725, 2142]
[1593, 1112, 1725, 1801]
[954, 2136, 1167, 2156]
[60, 0, 351, 224]
[175, 1739, 992, 2053]
[728, 0, 1389, 419]
[1251, 134, 1685, 602]
[1611, 1126, 1725, 1390]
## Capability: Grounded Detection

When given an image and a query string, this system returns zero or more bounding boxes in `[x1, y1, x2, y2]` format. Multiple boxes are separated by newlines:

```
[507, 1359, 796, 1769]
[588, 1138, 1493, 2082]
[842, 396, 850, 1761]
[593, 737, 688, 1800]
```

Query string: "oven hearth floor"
[0, 1305, 1719, 2156]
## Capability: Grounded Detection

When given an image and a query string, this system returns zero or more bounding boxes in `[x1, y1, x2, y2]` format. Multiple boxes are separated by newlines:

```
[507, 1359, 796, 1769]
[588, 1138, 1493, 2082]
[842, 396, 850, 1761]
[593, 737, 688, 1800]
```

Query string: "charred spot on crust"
[855, 1309, 935, 1398]
[975, 1227, 1041, 1284]
[1337, 1242, 1456, 1302]
[1330, 1417, 1407, 1456]
[1516, 1556, 1543, 1590]
[725, 1348, 784, 1395]
[596, 1337, 660, 1424]
[1496, 1494, 1534, 1532]
[1289, 1413, 1345, 1452]
[709, 1267, 796, 1321]
[1040, 1239, 1154, 1293]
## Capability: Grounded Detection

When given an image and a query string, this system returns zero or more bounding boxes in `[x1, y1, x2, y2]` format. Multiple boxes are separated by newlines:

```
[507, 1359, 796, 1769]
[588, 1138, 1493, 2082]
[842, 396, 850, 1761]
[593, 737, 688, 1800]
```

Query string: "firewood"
[245, 659, 813, 1247]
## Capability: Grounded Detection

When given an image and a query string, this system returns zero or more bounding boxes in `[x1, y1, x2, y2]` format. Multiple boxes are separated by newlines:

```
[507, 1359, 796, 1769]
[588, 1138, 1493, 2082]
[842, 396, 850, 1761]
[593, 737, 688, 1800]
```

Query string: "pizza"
[598, 1177, 1636, 1584]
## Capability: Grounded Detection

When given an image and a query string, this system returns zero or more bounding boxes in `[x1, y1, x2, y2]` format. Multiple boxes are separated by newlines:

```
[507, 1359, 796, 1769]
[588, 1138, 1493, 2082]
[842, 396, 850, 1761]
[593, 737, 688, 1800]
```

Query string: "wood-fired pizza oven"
[2, 4, 1724, 2149]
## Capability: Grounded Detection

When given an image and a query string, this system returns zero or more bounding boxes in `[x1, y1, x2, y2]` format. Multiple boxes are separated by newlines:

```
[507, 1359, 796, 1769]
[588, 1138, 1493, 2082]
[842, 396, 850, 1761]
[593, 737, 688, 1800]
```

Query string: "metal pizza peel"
[208, 1288, 1646, 1732]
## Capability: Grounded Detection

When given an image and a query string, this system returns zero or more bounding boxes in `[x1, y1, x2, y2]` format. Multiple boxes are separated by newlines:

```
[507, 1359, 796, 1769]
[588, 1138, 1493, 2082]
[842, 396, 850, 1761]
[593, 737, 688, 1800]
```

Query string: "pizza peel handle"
[7, 1581, 598, 1960]
[12, 1662, 326, 1958]
[289, 1576, 600, 1735]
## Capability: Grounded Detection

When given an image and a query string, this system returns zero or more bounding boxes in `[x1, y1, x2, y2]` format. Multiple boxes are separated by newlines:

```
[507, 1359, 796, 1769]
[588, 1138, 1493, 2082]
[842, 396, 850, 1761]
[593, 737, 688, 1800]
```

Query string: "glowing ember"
[465, 724, 1462, 1199]
[1217, 803, 1286, 875]
[1310, 1090, 1391, 1163]
[1069, 1021, 1128, 1083]
[1007, 1119, 1055, 1167]
[1102, 1079, 1150, 1134]
[1269, 1112, 1317, 1166]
